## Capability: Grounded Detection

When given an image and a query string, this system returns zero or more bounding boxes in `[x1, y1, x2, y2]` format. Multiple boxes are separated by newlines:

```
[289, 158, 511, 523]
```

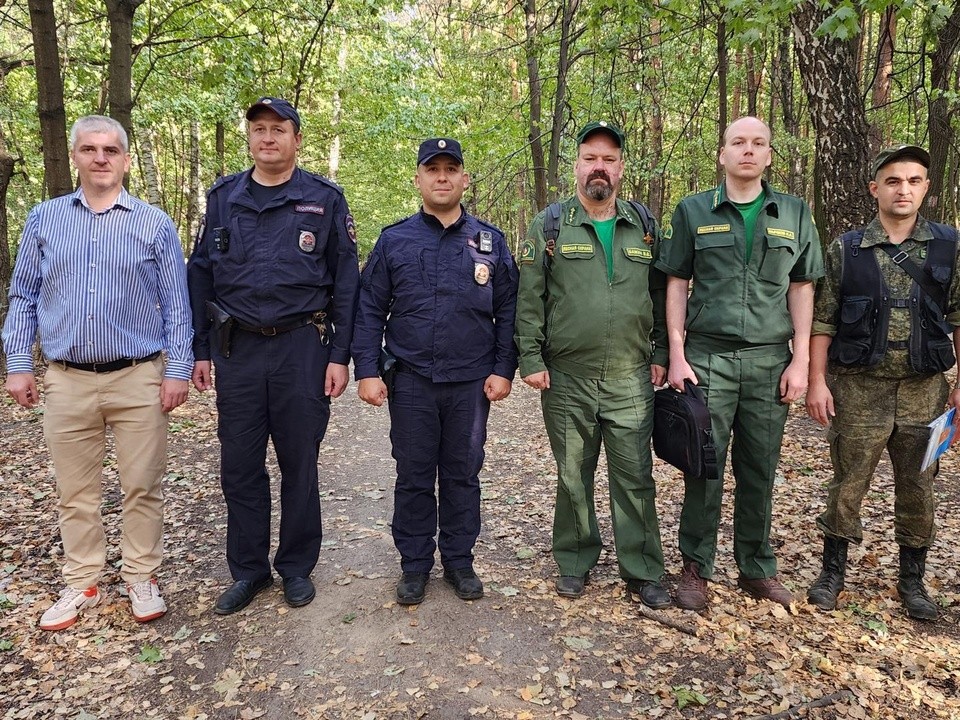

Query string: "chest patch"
[625, 247, 652, 259]
[697, 224, 731, 234]
[560, 243, 593, 254]
[767, 227, 795, 240]
[299, 231, 316, 252]
[474, 263, 490, 285]
[296, 204, 325, 215]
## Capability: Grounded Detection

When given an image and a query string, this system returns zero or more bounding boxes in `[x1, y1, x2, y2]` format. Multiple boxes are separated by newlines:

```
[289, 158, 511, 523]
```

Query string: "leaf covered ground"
[1, 376, 959, 719]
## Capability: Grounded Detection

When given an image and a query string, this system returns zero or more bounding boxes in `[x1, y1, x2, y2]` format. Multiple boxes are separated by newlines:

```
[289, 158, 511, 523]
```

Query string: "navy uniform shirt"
[187, 167, 360, 365]
[352, 206, 519, 383]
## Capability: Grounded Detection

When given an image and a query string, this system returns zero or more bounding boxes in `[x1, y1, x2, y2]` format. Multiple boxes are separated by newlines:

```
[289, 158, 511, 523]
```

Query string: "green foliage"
[672, 685, 710, 709]
[137, 645, 163, 663]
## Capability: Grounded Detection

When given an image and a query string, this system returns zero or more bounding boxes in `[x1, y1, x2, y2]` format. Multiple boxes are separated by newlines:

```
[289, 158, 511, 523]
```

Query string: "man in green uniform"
[657, 116, 823, 610]
[514, 120, 670, 608]
[806, 145, 960, 621]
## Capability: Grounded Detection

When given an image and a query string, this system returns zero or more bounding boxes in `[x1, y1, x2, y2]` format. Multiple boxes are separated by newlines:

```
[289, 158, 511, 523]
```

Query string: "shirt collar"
[566, 197, 644, 229]
[73, 187, 133, 212]
[712, 179, 777, 214]
[419, 204, 468, 231]
[861, 214, 933, 248]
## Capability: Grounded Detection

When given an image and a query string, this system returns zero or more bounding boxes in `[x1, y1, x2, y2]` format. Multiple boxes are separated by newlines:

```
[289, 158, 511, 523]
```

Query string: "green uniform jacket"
[656, 181, 823, 350]
[514, 196, 668, 380]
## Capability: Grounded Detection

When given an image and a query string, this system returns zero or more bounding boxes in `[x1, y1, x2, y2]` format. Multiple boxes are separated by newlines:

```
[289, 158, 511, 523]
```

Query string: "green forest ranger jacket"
[655, 181, 823, 351]
[514, 196, 668, 381]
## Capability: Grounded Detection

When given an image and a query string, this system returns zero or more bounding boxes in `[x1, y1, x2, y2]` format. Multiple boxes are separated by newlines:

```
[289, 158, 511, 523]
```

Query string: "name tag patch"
[295, 204, 325, 215]
[767, 228, 796, 240]
[625, 247, 653, 259]
[560, 244, 593, 254]
[696, 224, 731, 234]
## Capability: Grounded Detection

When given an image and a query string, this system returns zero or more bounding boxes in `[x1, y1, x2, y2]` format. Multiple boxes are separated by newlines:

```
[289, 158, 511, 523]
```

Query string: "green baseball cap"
[871, 145, 930, 177]
[576, 121, 625, 149]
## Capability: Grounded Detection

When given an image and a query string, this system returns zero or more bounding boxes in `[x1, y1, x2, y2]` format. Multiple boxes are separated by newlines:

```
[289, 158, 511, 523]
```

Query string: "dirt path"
[2, 379, 960, 719]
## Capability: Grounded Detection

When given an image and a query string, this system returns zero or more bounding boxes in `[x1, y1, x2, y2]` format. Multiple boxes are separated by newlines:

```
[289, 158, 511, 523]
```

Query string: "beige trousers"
[42, 358, 167, 587]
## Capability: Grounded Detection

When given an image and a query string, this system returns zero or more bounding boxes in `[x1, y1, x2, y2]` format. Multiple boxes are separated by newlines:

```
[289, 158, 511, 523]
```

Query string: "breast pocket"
[622, 246, 653, 265]
[462, 254, 494, 314]
[693, 233, 737, 279]
[758, 235, 797, 284]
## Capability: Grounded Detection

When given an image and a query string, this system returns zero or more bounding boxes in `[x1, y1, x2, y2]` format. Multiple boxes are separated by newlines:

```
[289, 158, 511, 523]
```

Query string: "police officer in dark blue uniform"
[352, 138, 519, 605]
[188, 97, 360, 614]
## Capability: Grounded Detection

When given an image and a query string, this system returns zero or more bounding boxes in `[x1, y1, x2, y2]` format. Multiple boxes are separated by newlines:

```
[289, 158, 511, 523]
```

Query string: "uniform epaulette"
[206, 171, 242, 197]
[300, 169, 344, 194]
[476, 218, 504, 236]
[380, 214, 417, 233]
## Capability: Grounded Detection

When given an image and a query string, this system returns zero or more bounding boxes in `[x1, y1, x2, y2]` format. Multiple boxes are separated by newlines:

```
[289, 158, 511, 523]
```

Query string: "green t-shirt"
[733, 192, 765, 263]
[592, 217, 617, 281]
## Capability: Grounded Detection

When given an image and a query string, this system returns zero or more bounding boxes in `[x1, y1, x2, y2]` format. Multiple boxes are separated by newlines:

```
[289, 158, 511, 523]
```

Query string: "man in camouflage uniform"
[806, 145, 960, 621]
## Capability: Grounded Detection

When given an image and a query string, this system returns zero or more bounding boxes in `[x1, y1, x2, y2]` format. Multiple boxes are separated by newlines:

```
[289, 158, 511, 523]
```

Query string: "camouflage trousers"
[817, 371, 949, 548]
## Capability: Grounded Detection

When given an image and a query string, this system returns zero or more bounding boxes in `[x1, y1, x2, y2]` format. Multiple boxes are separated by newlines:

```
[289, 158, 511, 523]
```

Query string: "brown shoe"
[738, 576, 792, 608]
[675, 561, 708, 610]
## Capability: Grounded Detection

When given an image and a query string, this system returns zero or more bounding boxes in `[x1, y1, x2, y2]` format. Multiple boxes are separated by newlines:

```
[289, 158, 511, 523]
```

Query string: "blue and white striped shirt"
[2, 188, 194, 380]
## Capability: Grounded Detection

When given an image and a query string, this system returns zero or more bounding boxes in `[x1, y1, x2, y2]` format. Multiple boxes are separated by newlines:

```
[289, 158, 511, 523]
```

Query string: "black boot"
[897, 546, 938, 621]
[807, 536, 848, 611]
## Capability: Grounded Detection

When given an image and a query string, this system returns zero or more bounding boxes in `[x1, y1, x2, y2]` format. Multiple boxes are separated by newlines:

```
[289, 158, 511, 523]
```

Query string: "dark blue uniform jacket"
[188, 167, 360, 366]
[352, 207, 519, 383]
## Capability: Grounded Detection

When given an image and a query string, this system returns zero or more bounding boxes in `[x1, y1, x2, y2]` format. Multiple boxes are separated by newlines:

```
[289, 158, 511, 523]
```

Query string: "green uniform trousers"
[679, 343, 792, 579]
[818, 371, 947, 548]
[541, 367, 665, 581]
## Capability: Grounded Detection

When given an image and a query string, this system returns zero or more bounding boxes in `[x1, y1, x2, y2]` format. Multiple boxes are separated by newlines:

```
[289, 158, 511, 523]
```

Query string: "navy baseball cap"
[576, 120, 625, 148]
[871, 145, 930, 177]
[417, 138, 464, 166]
[246, 97, 301, 133]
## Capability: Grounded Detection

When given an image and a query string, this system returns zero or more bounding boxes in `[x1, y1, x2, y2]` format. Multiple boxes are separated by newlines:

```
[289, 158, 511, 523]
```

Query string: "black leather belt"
[235, 315, 315, 336]
[55, 352, 160, 373]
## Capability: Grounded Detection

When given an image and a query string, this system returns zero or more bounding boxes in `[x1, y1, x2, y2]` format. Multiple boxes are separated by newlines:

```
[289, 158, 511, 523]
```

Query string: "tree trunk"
[792, 0, 874, 241]
[868, 7, 896, 149]
[0, 125, 18, 344]
[105, 0, 144, 144]
[645, 7, 664, 218]
[522, 0, 547, 211]
[186, 120, 200, 251]
[139, 129, 162, 205]
[216, 121, 226, 177]
[545, 0, 580, 203]
[28, 0, 72, 198]
[924, 1, 960, 223]
[329, 40, 347, 182]
[716, 16, 728, 184]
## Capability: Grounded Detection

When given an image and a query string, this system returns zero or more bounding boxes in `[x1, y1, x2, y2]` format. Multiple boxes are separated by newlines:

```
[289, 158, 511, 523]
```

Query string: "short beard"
[586, 182, 613, 201]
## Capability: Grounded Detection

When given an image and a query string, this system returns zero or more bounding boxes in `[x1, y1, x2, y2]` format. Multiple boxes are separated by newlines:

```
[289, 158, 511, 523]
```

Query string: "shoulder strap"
[879, 244, 948, 316]
[627, 200, 655, 239]
[543, 202, 562, 241]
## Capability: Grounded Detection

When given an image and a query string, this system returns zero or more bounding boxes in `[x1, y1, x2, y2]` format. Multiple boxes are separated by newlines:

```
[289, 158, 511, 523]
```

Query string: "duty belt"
[235, 314, 316, 336]
[53, 352, 160, 373]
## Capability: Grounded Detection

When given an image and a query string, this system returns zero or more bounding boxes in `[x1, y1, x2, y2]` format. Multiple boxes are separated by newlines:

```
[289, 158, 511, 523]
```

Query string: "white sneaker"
[39, 586, 100, 631]
[126, 578, 167, 623]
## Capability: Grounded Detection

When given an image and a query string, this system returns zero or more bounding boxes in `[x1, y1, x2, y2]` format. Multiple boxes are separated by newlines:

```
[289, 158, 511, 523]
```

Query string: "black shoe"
[555, 571, 589, 599]
[282, 576, 316, 607]
[396, 572, 429, 605]
[897, 546, 938, 621]
[214, 577, 273, 615]
[443, 568, 484, 600]
[625, 579, 672, 609]
[807, 536, 848, 611]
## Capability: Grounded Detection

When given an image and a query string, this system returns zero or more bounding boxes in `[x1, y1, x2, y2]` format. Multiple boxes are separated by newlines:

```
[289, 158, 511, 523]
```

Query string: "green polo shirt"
[656, 181, 824, 351]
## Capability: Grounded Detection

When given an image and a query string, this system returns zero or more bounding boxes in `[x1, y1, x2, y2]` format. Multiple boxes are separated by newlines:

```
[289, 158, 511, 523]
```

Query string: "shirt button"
[89, 288, 95, 293]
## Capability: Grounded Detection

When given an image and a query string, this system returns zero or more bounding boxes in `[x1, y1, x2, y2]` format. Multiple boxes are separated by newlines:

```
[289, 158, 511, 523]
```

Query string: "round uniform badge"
[474, 262, 490, 285]
[299, 230, 316, 253]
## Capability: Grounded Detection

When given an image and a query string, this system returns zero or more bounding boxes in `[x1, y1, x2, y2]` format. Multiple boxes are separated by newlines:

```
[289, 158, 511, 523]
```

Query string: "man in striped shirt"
[2, 115, 193, 631]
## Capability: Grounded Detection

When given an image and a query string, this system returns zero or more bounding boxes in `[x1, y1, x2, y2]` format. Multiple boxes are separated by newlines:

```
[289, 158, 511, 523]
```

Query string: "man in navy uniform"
[188, 97, 360, 614]
[352, 138, 519, 605]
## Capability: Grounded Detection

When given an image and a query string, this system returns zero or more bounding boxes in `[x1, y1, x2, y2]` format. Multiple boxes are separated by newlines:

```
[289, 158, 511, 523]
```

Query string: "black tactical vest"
[828, 222, 958, 373]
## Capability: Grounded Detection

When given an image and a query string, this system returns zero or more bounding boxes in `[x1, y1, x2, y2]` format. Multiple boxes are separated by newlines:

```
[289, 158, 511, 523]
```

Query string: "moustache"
[587, 170, 611, 184]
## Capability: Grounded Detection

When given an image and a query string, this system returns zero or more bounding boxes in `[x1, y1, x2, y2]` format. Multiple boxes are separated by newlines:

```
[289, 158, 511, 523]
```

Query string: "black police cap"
[246, 97, 301, 133]
[417, 138, 464, 166]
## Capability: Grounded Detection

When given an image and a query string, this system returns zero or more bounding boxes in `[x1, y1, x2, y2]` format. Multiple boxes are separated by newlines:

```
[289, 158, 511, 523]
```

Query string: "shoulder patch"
[519, 241, 536, 265]
[767, 228, 796, 240]
[662, 223, 673, 240]
[696, 224, 731, 234]
[344, 214, 357, 243]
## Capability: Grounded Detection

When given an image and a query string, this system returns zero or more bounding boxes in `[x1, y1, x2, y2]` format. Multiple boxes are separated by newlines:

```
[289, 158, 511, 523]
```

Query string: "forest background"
[0, 0, 959, 321]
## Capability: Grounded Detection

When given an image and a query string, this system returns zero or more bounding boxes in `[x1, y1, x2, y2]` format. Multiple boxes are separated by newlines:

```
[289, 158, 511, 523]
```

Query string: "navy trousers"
[213, 324, 331, 581]
[388, 369, 489, 573]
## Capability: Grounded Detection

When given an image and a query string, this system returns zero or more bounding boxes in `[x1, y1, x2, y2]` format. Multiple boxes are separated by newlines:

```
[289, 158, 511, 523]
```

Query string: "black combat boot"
[897, 546, 938, 621]
[807, 535, 848, 611]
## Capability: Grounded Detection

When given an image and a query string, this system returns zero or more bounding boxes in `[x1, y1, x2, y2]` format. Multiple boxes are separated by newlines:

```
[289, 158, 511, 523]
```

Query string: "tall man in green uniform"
[514, 121, 671, 609]
[806, 145, 960, 621]
[657, 116, 823, 610]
